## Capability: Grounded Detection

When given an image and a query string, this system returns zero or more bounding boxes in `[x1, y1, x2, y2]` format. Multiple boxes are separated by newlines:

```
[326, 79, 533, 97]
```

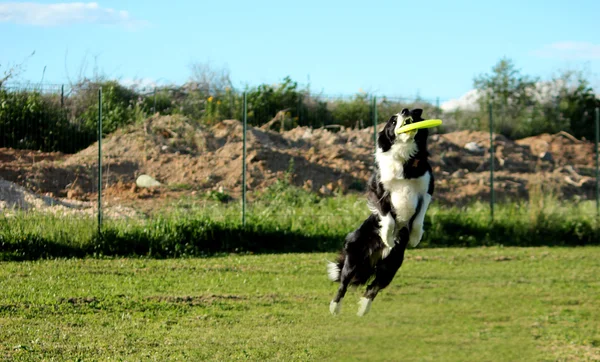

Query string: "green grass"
[1, 186, 599, 260]
[1, 247, 599, 361]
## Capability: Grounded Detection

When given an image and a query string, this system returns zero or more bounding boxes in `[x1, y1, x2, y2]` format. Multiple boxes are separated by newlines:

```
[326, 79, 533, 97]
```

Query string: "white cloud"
[440, 89, 481, 112]
[120, 78, 158, 90]
[441, 78, 595, 113]
[0, 2, 146, 28]
[532, 42, 600, 60]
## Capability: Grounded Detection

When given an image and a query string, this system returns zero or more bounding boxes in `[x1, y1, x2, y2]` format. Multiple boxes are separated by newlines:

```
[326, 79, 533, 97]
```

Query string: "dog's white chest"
[388, 173, 430, 225]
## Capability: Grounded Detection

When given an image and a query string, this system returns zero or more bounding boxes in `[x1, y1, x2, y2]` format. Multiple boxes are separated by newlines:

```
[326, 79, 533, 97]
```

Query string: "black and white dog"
[327, 108, 435, 316]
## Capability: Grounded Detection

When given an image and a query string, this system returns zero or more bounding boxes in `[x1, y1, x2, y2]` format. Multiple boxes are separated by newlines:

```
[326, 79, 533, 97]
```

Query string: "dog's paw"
[330, 300, 341, 315]
[408, 228, 423, 248]
[382, 236, 394, 249]
[381, 246, 392, 259]
[381, 227, 396, 249]
[357, 297, 372, 317]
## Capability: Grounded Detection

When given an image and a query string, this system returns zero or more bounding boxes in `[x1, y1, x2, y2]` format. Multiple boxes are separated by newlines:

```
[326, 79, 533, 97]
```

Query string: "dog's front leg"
[379, 213, 396, 249]
[408, 194, 431, 247]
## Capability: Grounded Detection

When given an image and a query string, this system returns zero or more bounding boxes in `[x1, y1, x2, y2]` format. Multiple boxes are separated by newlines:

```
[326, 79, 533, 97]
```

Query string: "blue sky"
[1, 0, 599, 103]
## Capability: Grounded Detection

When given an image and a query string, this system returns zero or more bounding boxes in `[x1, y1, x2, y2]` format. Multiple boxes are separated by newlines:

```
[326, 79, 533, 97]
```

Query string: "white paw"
[357, 297, 372, 317]
[330, 300, 341, 315]
[408, 228, 423, 248]
[381, 246, 392, 259]
[382, 234, 395, 249]
[379, 214, 396, 249]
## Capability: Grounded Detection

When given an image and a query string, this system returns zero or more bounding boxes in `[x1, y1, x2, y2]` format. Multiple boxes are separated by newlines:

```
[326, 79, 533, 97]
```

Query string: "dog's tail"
[326, 253, 345, 282]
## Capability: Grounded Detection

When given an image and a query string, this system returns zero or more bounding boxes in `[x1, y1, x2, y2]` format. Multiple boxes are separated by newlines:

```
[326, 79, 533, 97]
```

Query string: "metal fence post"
[489, 101, 495, 222]
[61, 84, 64, 107]
[153, 87, 157, 114]
[595, 107, 599, 219]
[372, 96, 377, 154]
[242, 92, 247, 227]
[97, 88, 103, 235]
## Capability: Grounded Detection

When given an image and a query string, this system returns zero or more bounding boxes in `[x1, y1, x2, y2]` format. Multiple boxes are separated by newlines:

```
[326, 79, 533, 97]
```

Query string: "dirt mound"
[0, 115, 596, 207]
[517, 132, 595, 168]
[0, 177, 137, 218]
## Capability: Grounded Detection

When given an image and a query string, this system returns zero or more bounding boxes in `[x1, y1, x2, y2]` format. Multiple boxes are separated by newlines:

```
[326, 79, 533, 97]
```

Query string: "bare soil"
[0, 115, 596, 213]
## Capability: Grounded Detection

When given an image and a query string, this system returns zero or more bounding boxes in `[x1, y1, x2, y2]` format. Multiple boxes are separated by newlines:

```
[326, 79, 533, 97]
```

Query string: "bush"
[246, 76, 302, 126]
[330, 93, 371, 128]
[76, 80, 145, 136]
[0, 89, 95, 153]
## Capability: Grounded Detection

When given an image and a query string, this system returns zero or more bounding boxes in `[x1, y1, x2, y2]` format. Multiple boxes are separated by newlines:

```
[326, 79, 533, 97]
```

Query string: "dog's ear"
[411, 109, 423, 120]
[377, 115, 396, 152]
[378, 131, 393, 152]
[401, 108, 410, 117]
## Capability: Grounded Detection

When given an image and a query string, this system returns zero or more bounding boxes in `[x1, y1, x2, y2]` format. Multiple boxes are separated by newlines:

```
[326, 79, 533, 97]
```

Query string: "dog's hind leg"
[330, 255, 356, 315]
[357, 229, 409, 317]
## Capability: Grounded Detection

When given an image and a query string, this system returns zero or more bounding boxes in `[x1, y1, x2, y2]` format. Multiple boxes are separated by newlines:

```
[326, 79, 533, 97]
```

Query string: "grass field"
[2, 186, 598, 261]
[2, 247, 599, 361]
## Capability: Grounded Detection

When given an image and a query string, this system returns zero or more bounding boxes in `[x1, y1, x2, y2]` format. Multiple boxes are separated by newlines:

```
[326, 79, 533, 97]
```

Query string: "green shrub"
[0, 89, 95, 153]
[78, 80, 145, 135]
[1, 195, 598, 261]
[246, 76, 302, 126]
[141, 90, 174, 115]
[330, 93, 371, 128]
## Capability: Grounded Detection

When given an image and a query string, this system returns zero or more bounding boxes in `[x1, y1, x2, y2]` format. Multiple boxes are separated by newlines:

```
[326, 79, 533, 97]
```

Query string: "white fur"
[378, 213, 396, 249]
[327, 261, 340, 281]
[381, 246, 392, 259]
[409, 193, 431, 247]
[330, 300, 341, 315]
[357, 297, 372, 316]
[390, 173, 431, 229]
[373, 112, 432, 249]
[375, 142, 418, 185]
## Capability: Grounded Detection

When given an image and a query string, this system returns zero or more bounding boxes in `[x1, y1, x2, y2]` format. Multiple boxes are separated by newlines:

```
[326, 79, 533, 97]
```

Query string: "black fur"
[329, 108, 435, 315]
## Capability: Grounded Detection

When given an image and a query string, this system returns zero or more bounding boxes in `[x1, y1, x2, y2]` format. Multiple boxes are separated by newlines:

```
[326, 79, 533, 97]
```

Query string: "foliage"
[245, 76, 302, 127]
[1, 193, 598, 261]
[0, 89, 94, 152]
[141, 90, 174, 115]
[468, 58, 599, 139]
[330, 93, 371, 128]
[3, 58, 597, 155]
[473, 57, 539, 137]
[77, 80, 145, 136]
[550, 70, 600, 140]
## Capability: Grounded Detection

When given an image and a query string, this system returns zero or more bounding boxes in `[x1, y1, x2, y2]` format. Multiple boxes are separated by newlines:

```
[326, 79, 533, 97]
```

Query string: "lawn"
[1, 247, 599, 361]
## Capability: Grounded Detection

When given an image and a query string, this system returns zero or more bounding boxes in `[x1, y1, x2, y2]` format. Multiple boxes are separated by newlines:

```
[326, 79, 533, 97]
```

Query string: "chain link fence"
[1, 82, 599, 236]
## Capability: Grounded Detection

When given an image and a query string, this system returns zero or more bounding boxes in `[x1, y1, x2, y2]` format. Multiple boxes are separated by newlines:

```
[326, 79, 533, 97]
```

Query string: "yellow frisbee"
[395, 119, 443, 134]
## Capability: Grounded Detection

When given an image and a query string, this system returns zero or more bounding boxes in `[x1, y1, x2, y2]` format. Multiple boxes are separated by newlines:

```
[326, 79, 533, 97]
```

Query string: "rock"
[319, 185, 333, 195]
[67, 188, 84, 200]
[464, 142, 484, 153]
[136, 175, 161, 188]
[303, 180, 313, 191]
[539, 151, 553, 162]
[451, 169, 466, 178]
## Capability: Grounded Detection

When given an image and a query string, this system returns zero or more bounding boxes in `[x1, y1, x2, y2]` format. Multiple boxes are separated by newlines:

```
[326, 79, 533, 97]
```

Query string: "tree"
[246, 76, 301, 126]
[188, 61, 233, 96]
[551, 70, 599, 140]
[473, 57, 538, 137]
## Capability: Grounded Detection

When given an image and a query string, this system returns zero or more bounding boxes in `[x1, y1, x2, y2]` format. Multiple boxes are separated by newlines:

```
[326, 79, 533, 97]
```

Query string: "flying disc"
[395, 119, 443, 134]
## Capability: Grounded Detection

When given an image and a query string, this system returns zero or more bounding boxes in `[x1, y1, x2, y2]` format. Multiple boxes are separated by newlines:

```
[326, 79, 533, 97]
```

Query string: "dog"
[327, 108, 435, 316]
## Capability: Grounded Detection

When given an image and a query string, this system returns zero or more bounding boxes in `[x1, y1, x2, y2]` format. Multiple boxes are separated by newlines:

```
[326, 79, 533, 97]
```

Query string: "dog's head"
[377, 108, 429, 156]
